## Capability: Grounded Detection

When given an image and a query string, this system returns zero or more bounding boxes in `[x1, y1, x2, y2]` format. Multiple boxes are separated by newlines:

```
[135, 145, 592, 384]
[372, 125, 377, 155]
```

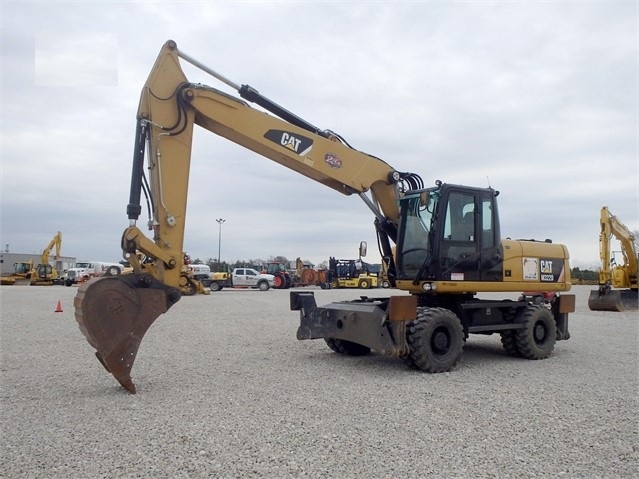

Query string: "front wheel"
[403, 307, 464, 372]
[515, 305, 556, 359]
[209, 282, 222, 292]
[358, 279, 370, 289]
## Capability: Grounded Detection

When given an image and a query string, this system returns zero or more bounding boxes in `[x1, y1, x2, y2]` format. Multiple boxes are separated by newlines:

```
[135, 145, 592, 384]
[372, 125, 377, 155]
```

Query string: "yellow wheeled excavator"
[588, 207, 638, 311]
[74, 41, 575, 393]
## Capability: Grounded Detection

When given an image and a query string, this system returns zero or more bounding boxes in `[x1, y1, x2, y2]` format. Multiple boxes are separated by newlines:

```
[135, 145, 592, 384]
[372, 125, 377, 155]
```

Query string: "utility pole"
[216, 218, 225, 271]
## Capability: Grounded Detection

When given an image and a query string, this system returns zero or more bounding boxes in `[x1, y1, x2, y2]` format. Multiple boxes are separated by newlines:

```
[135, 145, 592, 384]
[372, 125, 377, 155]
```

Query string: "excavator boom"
[75, 40, 415, 393]
[41, 231, 62, 265]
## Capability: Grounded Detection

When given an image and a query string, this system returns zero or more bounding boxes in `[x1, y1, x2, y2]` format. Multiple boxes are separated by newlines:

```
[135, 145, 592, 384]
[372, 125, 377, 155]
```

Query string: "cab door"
[233, 268, 247, 286]
[438, 190, 481, 281]
[478, 191, 503, 281]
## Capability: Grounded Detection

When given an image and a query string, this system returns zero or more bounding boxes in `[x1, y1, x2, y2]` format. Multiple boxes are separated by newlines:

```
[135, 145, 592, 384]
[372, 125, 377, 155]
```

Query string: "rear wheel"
[515, 305, 556, 359]
[324, 338, 370, 356]
[209, 282, 222, 292]
[403, 307, 464, 372]
[500, 330, 520, 356]
[358, 279, 370, 289]
[258, 281, 270, 291]
[273, 273, 286, 289]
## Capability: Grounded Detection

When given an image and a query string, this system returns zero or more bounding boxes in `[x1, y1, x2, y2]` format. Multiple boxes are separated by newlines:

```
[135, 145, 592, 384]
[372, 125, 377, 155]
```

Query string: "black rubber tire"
[500, 330, 520, 356]
[402, 307, 464, 372]
[330, 279, 340, 289]
[258, 281, 270, 291]
[209, 282, 222, 292]
[359, 279, 370, 289]
[515, 305, 556, 360]
[106, 265, 121, 276]
[324, 338, 370, 356]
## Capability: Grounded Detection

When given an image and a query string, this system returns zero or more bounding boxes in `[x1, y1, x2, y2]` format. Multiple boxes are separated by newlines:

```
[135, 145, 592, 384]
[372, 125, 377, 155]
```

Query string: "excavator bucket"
[588, 288, 639, 312]
[74, 273, 180, 393]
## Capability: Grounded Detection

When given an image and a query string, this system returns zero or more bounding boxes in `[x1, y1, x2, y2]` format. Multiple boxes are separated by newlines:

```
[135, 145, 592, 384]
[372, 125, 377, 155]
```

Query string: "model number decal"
[540, 258, 564, 282]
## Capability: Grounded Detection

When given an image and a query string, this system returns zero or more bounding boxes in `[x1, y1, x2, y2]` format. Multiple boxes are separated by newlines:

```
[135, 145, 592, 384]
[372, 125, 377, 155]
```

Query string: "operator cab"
[396, 181, 503, 283]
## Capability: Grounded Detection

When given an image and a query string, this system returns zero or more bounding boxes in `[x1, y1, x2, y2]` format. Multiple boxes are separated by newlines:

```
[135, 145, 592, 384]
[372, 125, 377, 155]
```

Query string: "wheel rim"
[534, 321, 547, 344]
[431, 327, 451, 355]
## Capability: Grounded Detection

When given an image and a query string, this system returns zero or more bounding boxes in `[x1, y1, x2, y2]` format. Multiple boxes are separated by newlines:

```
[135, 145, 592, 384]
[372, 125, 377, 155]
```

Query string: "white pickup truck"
[65, 261, 122, 286]
[206, 268, 274, 292]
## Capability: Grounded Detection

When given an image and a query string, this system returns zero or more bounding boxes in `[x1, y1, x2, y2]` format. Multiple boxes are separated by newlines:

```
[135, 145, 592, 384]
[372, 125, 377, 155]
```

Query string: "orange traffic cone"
[55, 300, 63, 313]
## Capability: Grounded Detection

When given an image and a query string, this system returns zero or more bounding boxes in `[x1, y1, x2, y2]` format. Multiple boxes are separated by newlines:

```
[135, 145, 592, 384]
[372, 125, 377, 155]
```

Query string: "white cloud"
[35, 32, 118, 86]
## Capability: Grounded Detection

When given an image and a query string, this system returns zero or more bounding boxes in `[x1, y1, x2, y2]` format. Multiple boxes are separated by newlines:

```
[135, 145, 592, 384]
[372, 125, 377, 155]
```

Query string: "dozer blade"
[588, 289, 639, 312]
[74, 273, 181, 393]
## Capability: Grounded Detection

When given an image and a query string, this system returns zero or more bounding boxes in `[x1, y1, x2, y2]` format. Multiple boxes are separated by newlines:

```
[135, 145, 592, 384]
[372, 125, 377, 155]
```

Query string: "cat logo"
[540, 260, 553, 274]
[264, 129, 313, 156]
[540, 259, 557, 282]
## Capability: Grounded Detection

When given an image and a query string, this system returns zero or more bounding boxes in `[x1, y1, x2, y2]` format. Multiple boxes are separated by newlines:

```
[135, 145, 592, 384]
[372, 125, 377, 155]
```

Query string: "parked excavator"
[588, 207, 638, 312]
[74, 41, 575, 393]
[0, 260, 34, 285]
[30, 231, 63, 286]
[1, 232, 62, 285]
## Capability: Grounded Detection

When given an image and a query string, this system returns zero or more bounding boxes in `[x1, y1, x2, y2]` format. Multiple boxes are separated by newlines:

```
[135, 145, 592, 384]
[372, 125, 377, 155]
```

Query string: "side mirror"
[359, 241, 367, 258]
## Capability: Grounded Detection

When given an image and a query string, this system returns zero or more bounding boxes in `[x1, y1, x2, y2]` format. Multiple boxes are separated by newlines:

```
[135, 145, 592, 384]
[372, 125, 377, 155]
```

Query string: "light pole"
[216, 218, 225, 271]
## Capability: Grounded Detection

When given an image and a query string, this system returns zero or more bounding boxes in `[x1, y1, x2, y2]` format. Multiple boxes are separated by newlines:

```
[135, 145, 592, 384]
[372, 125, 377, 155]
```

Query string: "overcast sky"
[1, 1, 637, 269]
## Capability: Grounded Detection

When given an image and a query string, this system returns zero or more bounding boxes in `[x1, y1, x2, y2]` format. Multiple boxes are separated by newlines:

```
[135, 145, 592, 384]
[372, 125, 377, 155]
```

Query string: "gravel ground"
[1, 283, 637, 478]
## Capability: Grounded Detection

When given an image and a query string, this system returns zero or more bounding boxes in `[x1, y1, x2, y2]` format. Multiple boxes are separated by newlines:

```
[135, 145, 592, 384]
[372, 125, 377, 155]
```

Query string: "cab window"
[444, 193, 475, 242]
